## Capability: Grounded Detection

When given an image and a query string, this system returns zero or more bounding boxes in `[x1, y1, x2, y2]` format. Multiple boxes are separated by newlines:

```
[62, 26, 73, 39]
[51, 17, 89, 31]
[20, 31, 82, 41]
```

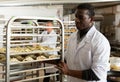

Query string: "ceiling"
[0, 0, 120, 15]
[0, 0, 119, 7]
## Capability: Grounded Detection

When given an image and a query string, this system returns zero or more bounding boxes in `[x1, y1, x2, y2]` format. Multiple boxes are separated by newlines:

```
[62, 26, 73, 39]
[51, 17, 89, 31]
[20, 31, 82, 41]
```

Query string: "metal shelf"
[10, 58, 60, 65]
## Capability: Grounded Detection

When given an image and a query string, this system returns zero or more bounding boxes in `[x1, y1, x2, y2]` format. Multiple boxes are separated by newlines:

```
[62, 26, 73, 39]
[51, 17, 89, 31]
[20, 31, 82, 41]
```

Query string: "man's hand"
[56, 61, 70, 75]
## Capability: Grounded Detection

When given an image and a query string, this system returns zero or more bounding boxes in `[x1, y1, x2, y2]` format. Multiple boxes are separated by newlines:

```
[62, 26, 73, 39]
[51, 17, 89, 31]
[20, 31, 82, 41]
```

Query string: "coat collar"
[76, 25, 96, 50]
[82, 25, 96, 43]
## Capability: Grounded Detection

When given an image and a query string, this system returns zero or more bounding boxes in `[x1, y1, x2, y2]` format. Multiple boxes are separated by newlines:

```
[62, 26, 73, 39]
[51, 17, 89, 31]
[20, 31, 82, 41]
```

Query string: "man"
[38, 20, 57, 51]
[37, 20, 57, 55]
[37, 20, 58, 82]
[56, 3, 110, 82]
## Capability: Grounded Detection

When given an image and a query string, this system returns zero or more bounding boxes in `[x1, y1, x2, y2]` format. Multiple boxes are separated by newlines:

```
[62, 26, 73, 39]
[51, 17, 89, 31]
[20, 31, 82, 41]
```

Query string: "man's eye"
[75, 14, 77, 18]
[78, 16, 83, 19]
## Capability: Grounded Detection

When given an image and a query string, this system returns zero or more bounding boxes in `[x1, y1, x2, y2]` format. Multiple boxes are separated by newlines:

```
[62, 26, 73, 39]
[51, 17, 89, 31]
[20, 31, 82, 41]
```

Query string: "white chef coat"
[38, 30, 58, 55]
[65, 25, 110, 82]
[38, 30, 58, 73]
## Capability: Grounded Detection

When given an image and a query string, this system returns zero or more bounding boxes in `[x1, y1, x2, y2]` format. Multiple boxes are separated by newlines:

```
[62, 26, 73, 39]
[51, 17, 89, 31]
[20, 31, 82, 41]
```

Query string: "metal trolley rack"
[0, 16, 64, 82]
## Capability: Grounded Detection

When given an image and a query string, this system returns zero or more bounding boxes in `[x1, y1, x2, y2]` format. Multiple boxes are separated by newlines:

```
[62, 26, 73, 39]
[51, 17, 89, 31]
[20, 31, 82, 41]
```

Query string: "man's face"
[75, 9, 92, 30]
[45, 22, 52, 31]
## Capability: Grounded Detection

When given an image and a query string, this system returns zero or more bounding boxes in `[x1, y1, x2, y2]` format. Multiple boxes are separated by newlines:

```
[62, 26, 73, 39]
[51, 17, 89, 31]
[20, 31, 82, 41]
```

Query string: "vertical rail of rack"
[5, 18, 19, 82]
[5, 16, 64, 82]
[6, 17, 15, 82]
[57, 18, 64, 82]
[57, 18, 64, 62]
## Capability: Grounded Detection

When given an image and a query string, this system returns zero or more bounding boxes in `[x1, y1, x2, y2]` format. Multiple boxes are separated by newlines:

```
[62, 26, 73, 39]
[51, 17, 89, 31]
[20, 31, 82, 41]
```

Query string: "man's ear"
[90, 16, 94, 21]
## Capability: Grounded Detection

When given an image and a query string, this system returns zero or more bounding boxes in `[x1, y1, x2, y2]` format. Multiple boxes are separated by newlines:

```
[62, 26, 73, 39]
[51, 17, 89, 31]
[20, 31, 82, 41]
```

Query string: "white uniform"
[38, 30, 57, 55]
[38, 30, 58, 73]
[65, 25, 110, 82]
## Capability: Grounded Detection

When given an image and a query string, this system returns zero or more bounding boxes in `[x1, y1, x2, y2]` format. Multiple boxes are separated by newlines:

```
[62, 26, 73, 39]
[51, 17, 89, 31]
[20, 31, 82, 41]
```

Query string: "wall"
[95, 5, 120, 26]
[0, 5, 63, 47]
[95, 5, 120, 40]
[0, 5, 63, 19]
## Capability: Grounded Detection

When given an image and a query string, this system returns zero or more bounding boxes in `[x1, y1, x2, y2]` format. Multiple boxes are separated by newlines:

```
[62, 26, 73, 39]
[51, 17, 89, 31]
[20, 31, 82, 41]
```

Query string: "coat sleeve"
[91, 35, 110, 80]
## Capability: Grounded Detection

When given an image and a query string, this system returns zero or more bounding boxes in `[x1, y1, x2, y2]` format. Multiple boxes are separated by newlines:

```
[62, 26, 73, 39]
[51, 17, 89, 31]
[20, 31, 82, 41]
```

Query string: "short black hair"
[76, 3, 95, 17]
[37, 20, 53, 23]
